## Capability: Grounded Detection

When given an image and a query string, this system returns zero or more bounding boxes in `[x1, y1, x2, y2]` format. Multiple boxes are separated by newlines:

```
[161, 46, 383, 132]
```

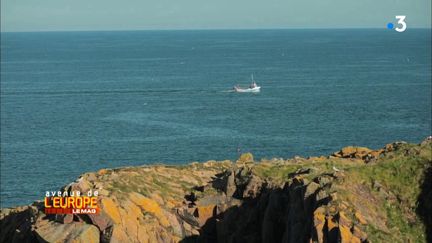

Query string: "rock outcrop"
[1, 138, 431, 243]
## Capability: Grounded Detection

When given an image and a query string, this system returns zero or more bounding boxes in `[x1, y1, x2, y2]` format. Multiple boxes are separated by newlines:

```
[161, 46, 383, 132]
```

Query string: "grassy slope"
[347, 143, 431, 242]
[251, 142, 431, 242]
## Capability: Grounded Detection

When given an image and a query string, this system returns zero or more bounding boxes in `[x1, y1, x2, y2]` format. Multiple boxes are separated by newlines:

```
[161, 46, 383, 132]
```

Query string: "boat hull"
[234, 86, 261, 93]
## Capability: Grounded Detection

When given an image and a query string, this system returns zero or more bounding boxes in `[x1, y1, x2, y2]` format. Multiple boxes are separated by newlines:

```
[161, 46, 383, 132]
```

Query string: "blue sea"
[1, 29, 431, 207]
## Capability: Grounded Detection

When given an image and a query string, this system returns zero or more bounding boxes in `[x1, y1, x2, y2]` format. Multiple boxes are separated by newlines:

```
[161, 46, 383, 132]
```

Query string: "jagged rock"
[225, 170, 236, 197]
[334, 146, 372, 160]
[35, 221, 99, 243]
[1, 139, 430, 243]
[193, 204, 216, 226]
[305, 182, 320, 199]
[110, 225, 130, 243]
[0, 206, 39, 243]
[316, 188, 331, 202]
[87, 211, 113, 231]
[352, 225, 368, 241]
[364, 149, 384, 163]
[177, 208, 200, 228]
[338, 211, 352, 227]
[289, 167, 312, 178]
[128, 192, 170, 227]
[100, 198, 121, 224]
[312, 209, 326, 242]
[313, 174, 334, 186]
[54, 214, 73, 224]
[339, 224, 357, 243]
[384, 141, 408, 153]
[166, 212, 183, 237]
[241, 175, 264, 198]
[326, 215, 340, 241]
[354, 212, 367, 225]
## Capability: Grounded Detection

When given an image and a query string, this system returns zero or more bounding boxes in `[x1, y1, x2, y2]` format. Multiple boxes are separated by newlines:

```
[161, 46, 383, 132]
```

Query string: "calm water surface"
[1, 29, 431, 207]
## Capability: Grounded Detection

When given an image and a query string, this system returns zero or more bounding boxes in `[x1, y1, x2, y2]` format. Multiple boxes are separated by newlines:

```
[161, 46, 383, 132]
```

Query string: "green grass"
[252, 164, 303, 181]
[345, 143, 431, 242]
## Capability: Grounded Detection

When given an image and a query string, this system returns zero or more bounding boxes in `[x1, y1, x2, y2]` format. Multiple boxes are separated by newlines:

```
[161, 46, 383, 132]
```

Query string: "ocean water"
[1, 29, 431, 207]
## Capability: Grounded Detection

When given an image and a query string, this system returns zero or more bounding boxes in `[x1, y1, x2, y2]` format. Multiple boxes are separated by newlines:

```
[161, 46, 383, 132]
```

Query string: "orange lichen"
[129, 192, 170, 227]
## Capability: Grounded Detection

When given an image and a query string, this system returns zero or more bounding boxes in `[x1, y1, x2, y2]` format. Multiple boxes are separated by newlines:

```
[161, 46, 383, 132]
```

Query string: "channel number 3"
[395, 16, 407, 32]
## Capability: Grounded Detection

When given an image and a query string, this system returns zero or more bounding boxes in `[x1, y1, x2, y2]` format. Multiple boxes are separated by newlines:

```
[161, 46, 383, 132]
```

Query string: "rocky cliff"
[1, 138, 431, 243]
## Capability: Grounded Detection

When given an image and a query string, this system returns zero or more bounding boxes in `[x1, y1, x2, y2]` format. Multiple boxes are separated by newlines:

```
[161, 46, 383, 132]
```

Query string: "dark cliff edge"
[1, 138, 431, 243]
[417, 165, 432, 243]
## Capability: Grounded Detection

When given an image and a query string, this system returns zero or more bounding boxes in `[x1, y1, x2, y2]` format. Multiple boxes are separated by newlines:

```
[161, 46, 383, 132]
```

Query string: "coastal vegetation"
[0, 138, 431, 243]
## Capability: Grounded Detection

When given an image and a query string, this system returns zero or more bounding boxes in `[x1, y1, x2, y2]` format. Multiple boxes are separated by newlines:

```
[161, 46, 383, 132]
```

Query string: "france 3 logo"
[387, 16, 407, 32]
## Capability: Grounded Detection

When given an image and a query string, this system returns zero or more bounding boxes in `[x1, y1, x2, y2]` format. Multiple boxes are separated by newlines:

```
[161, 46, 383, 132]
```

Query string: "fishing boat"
[233, 86, 261, 93]
[233, 75, 261, 93]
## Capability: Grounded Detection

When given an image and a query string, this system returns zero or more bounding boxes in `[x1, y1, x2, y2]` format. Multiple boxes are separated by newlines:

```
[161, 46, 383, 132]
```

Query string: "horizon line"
[2, 26, 431, 33]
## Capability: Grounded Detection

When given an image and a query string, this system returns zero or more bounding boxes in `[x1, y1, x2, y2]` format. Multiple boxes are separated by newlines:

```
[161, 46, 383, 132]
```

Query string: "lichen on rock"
[1, 138, 431, 243]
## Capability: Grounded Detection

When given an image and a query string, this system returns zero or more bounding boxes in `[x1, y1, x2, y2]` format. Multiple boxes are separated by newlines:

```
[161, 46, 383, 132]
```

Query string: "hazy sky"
[1, 0, 431, 31]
